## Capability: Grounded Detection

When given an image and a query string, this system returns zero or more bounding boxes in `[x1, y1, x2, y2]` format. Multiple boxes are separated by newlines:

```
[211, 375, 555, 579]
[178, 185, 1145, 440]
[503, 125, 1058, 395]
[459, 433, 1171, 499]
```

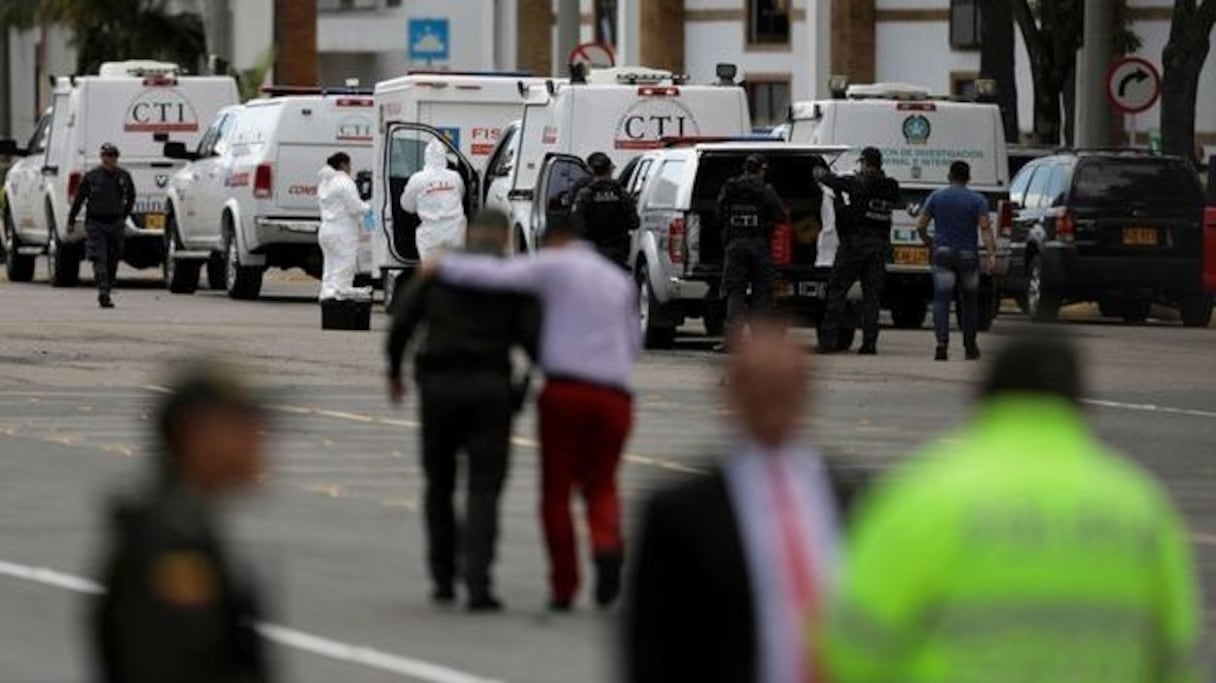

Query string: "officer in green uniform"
[826, 334, 1200, 683]
[93, 362, 271, 683]
[386, 209, 539, 611]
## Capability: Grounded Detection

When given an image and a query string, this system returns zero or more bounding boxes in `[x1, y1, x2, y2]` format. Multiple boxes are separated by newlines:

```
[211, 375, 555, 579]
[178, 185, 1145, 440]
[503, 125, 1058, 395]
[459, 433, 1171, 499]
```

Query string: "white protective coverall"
[316, 165, 370, 300]
[400, 139, 467, 260]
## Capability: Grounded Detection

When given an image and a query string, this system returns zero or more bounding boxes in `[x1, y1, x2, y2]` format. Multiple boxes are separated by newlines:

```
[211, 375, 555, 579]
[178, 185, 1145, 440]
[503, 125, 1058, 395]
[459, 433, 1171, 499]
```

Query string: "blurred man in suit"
[624, 323, 841, 683]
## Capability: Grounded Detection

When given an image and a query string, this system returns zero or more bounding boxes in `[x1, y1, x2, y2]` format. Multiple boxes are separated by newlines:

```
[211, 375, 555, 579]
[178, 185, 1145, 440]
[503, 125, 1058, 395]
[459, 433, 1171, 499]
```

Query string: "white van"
[162, 89, 375, 298]
[369, 72, 551, 287]
[0, 61, 237, 286]
[787, 83, 1010, 329]
[484, 66, 752, 254]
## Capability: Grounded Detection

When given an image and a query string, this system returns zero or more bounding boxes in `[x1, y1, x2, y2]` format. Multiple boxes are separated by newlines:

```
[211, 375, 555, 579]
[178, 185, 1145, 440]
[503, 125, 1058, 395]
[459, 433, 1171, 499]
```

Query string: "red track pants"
[538, 379, 633, 603]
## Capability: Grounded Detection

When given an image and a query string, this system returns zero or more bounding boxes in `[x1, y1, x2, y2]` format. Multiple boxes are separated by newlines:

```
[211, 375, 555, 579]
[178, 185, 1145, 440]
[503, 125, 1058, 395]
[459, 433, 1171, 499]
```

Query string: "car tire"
[1026, 254, 1059, 323]
[514, 226, 528, 255]
[837, 326, 857, 352]
[164, 220, 200, 294]
[1180, 294, 1214, 328]
[1120, 300, 1152, 325]
[977, 290, 998, 332]
[222, 226, 263, 300]
[890, 301, 927, 329]
[46, 211, 80, 288]
[636, 260, 675, 349]
[206, 253, 226, 291]
[3, 208, 35, 282]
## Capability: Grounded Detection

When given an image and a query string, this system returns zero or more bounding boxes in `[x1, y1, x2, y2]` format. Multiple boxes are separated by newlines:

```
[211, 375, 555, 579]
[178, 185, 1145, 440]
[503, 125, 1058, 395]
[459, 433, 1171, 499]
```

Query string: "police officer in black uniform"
[386, 209, 539, 611]
[93, 362, 271, 683]
[68, 142, 135, 308]
[717, 154, 786, 345]
[570, 152, 638, 269]
[815, 147, 901, 355]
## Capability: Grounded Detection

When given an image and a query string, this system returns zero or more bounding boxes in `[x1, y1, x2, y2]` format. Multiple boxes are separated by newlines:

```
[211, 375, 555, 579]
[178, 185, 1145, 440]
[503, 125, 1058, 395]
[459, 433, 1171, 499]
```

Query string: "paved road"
[1, 268, 1213, 682]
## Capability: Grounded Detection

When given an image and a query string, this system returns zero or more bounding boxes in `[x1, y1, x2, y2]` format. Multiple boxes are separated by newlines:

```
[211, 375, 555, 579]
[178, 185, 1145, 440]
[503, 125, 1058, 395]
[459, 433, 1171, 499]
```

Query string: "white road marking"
[1083, 398, 1216, 420]
[0, 559, 505, 683]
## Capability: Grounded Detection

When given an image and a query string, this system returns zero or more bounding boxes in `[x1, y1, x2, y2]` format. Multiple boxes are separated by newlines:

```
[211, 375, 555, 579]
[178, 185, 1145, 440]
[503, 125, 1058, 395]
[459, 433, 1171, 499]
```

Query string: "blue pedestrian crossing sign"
[408, 18, 450, 63]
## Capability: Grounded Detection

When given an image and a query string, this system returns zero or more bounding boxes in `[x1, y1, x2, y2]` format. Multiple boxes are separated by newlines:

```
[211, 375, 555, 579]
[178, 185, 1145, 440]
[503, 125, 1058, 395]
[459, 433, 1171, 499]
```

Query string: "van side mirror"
[163, 141, 198, 161]
[0, 139, 24, 157]
[355, 170, 373, 201]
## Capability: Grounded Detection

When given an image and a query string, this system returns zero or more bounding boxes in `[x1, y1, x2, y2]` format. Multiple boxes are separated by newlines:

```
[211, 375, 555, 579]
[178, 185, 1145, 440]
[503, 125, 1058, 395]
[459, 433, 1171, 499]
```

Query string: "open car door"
[381, 122, 479, 263]
[530, 153, 590, 248]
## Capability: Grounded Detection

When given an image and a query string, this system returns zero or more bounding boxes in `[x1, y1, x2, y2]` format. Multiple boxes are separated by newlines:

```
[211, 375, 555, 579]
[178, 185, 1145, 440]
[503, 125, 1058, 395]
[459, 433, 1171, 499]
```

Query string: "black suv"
[1000, 151, 1212, 327]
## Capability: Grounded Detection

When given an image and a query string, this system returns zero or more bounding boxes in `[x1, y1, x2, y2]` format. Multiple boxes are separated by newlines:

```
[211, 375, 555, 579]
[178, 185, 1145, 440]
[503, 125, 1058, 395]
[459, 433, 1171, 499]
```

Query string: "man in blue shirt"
[916, 161, 996, 361]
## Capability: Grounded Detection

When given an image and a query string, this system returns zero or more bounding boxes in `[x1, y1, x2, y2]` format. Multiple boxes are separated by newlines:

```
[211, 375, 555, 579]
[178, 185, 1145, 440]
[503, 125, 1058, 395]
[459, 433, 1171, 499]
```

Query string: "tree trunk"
[1062, 63, 1077, 146]
[979, 0, 1019, 140]
[1161, 1, 1216, 160]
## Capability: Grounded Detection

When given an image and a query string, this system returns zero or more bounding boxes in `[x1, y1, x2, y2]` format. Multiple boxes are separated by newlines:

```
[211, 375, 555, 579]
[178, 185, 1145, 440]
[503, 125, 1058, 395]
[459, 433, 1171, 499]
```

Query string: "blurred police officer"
[68, 143, 135, 309]
[717, 154, 786, 347]
[387, 210, 539, 611]
[815, 147, 900, 355]
[570, 152, 638, 270]
[93, 362, 271, 683]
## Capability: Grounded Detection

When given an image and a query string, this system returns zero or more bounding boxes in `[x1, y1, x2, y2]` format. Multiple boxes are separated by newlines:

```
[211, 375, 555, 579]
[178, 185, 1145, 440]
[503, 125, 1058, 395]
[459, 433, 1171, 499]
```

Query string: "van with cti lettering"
[0, 61, 237, 286]
[368, 71, 551, 296]
[483, 66, 751, 255]
[161, 87, 375, 298]
[787, 83, 1010, 331]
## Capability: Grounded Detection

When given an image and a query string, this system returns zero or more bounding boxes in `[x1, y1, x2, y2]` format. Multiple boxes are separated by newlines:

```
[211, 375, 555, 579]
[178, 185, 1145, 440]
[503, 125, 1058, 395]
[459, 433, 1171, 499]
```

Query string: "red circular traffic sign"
[1105, 56, 1161, 115]
[568, 42, 616, 69]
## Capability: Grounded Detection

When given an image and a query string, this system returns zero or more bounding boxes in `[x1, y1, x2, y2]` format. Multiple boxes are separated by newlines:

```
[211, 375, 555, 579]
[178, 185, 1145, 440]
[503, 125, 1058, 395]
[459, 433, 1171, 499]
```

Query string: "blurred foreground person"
[828, 334, 1200, 683]
[386, 210, 539, 611]
[625, 323, 840, 683]
[421, 217, 638, 611]
[316, 152, 371, 301]
[93, 363, 271, 683]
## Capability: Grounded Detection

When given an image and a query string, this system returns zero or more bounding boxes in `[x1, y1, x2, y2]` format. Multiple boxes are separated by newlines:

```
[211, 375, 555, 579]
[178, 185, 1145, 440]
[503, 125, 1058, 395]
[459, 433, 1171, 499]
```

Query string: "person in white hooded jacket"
[317, 152, 370, 301]
[401, 139, 467, 260]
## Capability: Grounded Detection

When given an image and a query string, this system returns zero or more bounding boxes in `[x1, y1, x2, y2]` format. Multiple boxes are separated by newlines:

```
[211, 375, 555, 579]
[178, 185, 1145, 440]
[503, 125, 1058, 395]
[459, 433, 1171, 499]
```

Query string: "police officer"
[93, 362, 271, 683]
[570, 152, 638, 269]
[815, 147, 900, 355]
[68, 143, 135, 308]
[386, 209, 539, 611]
[717, 154, 786, 345]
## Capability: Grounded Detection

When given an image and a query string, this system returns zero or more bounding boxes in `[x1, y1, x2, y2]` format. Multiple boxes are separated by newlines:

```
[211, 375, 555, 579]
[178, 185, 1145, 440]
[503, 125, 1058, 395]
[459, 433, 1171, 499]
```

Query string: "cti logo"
[124, 89, 199, 133]
[337, 115, 373, 142]
[613, 99, 701, 150]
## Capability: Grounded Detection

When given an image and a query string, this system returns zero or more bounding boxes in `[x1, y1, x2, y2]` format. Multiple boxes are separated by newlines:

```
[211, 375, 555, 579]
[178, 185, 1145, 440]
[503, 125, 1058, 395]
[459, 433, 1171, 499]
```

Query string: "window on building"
[745, 77, 792, 127]
[950, 0, 982, 50]
[748, 0, 790, 46]
[595, 0, 618, 49]
[950, 71, 980, 99]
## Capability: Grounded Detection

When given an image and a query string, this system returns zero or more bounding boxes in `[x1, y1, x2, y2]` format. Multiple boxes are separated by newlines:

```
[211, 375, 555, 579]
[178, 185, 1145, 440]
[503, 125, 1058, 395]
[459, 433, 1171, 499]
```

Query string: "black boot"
[98, 293, 114, 309]
[934, 344, 948, 361]
[593, 553, 623, 609]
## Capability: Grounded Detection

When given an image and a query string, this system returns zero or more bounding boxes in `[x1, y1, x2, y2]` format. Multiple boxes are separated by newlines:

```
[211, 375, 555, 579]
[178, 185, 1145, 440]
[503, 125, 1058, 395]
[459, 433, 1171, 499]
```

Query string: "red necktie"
[768, 460, 820, 683]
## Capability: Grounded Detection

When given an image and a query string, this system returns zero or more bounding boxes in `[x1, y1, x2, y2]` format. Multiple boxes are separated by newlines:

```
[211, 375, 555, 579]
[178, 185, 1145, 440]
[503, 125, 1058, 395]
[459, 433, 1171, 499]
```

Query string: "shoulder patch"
[149, 551, 219, 608]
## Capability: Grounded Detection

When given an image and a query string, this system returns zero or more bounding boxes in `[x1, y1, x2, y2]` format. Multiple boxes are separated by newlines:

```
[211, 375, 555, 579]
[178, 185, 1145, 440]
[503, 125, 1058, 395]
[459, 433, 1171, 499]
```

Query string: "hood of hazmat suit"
[317, 165, 371, 301]
[400, 139, 467, 260]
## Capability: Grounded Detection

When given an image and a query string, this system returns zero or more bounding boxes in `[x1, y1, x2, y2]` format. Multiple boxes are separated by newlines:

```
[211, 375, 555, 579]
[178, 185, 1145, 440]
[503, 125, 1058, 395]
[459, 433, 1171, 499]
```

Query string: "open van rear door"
[380, 122, 479, 263]
[531, 153, 590, 247]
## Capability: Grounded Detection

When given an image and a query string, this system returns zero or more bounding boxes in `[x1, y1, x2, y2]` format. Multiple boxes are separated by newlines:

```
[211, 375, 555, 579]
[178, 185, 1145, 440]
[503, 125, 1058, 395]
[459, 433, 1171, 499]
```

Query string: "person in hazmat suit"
[316, 152, 370, 301]
[401, 139, 467, 260]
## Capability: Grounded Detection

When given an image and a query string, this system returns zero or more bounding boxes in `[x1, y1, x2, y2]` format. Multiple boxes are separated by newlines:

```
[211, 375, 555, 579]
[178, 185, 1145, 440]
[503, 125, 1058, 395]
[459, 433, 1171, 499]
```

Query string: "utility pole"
[1074, 0, 1115, 148]
[555, 0, 580, 76]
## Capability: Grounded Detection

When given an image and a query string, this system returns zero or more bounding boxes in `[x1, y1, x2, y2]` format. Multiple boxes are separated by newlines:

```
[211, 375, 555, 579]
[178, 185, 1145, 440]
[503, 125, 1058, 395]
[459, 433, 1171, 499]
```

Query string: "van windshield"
[1072, 158, 1203, 208]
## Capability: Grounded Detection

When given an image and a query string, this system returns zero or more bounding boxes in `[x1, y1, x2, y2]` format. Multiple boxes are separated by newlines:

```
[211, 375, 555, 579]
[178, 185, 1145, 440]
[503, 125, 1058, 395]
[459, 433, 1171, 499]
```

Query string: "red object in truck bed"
[1206, 207, 1216, 293]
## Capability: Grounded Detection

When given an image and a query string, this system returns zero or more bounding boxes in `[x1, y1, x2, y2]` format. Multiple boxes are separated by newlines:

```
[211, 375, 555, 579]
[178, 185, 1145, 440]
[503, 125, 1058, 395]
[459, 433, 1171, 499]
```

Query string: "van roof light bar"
[405, 69, 534, 78]
[259, 85, 374, 97]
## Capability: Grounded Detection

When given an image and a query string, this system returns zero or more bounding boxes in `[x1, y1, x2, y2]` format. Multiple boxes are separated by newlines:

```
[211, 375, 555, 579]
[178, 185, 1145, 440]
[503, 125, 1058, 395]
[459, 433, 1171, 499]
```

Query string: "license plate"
[798, 282, 824, 297]
[893, 245, 930, 266]
[1122, 227, 1157, 246]
[143, 213, 166, 231]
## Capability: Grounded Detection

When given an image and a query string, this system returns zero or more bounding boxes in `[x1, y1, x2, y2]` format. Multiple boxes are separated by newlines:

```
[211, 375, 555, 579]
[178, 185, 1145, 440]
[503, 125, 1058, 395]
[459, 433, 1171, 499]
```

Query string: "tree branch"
[1199, 0, 1216, 30]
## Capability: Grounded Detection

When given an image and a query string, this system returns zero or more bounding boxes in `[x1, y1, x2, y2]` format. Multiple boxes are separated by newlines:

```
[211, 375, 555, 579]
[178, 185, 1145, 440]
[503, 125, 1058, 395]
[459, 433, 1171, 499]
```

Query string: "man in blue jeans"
[916, 161, 996, 361]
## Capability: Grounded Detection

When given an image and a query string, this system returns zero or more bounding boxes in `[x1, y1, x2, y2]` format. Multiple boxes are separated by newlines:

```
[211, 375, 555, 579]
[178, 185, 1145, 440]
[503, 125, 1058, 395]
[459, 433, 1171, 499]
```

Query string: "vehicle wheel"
[164, 221, 200, 294]
[890, 301, 927, 329]
[206, 253, 226, 290]
[636, 262, 675, 349]
[977, 290, 998, 332]
[1180, 294, 1214, 328]
[3, 208, 35, 282]
[46, 214, 80, 288]
[514, 226, 528, 255]
[837, 326, 857, 352]
[1120, 300, 1152, 325]
[223, 227, 263, 300]
[1098, 300, 1121, 318]
[1025, 254, 1059, 323]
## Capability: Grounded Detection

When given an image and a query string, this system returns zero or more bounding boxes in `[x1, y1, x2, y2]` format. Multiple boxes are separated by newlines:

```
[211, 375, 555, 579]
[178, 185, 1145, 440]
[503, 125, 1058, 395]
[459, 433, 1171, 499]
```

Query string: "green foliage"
[235, 47, 277, 102]
[0, 0, 206, 75]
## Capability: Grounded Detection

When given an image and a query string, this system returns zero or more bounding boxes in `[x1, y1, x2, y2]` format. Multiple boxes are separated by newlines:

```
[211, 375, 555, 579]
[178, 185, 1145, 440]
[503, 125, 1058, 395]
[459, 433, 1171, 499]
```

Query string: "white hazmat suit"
[400, 139, 467, 260]
[316, 164, 370, 301]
